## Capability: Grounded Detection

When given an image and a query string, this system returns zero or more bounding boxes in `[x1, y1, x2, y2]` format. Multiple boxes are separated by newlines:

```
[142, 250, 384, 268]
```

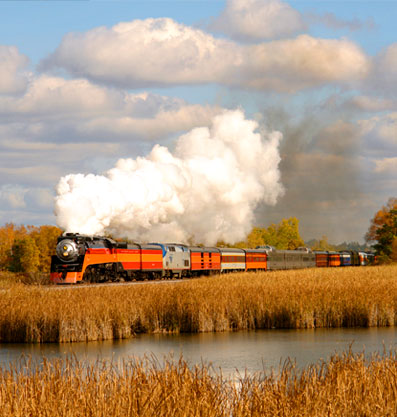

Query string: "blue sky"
[0, 0, 396, 243]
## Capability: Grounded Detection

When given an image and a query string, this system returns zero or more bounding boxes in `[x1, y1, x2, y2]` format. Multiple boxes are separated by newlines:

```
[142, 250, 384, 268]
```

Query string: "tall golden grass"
[0, 265, 396, 343]
[0, 350, 397, 416]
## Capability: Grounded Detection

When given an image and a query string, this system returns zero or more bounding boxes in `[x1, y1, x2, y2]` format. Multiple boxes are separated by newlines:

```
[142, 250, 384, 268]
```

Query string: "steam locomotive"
[50, 233, 375, 284]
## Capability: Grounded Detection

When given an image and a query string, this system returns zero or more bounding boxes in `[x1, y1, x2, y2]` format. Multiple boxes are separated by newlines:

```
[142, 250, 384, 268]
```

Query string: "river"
[1, 327, 396, 375]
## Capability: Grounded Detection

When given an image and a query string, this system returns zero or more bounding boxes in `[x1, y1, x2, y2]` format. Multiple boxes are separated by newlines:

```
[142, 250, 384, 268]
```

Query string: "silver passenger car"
[259, 246, 316, 270]
[151, 243, 190, 278]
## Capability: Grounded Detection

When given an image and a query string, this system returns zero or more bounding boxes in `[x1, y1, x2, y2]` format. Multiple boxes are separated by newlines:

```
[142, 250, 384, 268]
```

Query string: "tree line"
[0, 197, 395, 274]
[0, 224, 62, 275]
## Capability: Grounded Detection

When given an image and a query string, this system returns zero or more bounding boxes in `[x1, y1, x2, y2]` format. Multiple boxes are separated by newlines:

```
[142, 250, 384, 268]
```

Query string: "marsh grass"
[1, 351, 397, 416]
[0, 271, 49, 288]
[0, 265, 397, 342]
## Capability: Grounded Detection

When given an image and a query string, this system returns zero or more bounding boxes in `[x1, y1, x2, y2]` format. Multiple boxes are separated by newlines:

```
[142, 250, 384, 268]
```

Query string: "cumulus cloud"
[211, 0, 305, 41]
[0, 185, 26, 209]
[359, 113, 397, 157]
[0, 74, 221, 144]
[305, 12, 375, 33]
[370, 43, 397, 94]
[41, 18, 370, 93]
[245, 35, 370, 91]
[41, 18, 240, 88]
[374, 157, 397, 174]
[0, 46, 29, 95]
[0, 185, 54, 211]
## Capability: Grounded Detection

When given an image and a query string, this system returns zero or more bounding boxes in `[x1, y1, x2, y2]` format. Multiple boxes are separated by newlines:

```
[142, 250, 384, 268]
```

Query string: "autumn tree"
[0, 223, 27, 270]
[30, 225, 63, 273]
[0, 223, 62, 274]
[11, 235, 40, 274]
[0, 223, 16, 270]
[238, 217, 304, 250]
[366, 198, 397, 262]
[310, 236, 335, 251]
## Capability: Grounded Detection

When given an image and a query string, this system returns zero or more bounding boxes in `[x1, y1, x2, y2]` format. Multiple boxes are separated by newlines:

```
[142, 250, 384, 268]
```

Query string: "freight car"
[50, 233, 374, 284]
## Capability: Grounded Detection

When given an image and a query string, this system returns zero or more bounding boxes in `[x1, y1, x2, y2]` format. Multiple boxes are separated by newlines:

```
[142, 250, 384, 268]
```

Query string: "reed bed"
[0, 265, 396, 343]
[1, 350, 397, 416]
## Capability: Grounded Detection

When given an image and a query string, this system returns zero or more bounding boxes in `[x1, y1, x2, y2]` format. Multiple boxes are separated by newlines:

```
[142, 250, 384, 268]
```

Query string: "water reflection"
[1, 327, 397, 375]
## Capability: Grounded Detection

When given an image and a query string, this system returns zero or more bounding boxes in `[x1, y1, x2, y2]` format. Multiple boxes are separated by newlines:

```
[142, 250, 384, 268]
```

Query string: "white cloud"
[359, 113, 397, 156]
[374, 157, 397, 174]
[42, 18, 240, 88]
[211, 0, 305, 41]
[0, 185, 26, 209]
[245, 35, 370, 91]
[0, 74, 221, 143]
[0, 46, 29, 95]
[366, 43, 397, 95]
[305, 12, 375, 33]
[41, 18, 370, 93]
[0, 72, 222, 199]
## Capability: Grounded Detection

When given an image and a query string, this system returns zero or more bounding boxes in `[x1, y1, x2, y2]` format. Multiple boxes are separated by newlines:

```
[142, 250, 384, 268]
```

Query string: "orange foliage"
[0, 224, 62, 273]
[366, 198, 397, 243]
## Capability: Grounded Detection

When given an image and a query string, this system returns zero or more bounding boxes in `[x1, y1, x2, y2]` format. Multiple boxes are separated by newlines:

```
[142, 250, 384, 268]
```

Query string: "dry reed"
[0, 265, 396, 343]
[0, 350, 397, 416]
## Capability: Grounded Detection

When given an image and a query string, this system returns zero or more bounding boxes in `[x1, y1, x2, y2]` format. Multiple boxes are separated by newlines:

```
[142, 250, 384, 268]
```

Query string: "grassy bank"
[0, 265, 396, 343]
[1, 351, 397, 416]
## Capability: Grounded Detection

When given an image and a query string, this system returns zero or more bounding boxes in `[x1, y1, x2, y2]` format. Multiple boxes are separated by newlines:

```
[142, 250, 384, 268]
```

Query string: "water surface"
[1, 327, 396, 375]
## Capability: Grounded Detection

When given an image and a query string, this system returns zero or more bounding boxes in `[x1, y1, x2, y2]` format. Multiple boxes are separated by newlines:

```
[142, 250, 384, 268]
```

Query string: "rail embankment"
[0, 265, 396, 343]
[1, 350, 397, 416]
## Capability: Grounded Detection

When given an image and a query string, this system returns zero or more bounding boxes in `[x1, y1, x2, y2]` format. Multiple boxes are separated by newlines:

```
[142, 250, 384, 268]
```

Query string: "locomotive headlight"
[56, 239, 79, 262]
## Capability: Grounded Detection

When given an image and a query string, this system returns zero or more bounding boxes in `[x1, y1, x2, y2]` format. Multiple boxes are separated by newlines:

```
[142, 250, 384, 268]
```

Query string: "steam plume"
[54, 110, 284, 245]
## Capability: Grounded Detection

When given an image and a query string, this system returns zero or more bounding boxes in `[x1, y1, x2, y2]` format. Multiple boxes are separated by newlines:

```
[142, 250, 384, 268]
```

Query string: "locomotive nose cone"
[56, 239, 79, 262]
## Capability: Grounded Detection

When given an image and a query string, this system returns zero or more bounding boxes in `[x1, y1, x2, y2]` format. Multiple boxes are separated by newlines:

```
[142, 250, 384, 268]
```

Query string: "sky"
[0, 0, 396, 244]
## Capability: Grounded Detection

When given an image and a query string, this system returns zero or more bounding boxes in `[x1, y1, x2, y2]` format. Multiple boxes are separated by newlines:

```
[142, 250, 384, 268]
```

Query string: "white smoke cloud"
[54, 109, 284, 245]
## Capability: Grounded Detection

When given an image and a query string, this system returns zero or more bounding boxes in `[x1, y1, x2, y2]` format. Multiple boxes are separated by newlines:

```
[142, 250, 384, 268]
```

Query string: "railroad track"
[48, 277, 187, 289]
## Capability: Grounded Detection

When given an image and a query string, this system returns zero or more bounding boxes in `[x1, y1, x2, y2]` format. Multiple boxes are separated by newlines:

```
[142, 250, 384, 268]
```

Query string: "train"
[50, 233, 375, 284]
